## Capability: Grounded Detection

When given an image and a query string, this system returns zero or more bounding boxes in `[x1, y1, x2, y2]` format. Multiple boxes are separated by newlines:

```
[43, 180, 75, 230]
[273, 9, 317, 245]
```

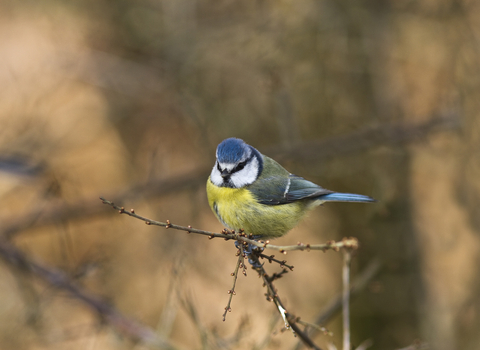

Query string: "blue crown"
[216, 138, 249, 163]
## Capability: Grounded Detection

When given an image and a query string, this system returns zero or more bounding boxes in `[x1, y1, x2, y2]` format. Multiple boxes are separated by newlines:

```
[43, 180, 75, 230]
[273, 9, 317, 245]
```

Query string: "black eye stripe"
[233, 159, 248, 172]
[217, 162, 222, 172]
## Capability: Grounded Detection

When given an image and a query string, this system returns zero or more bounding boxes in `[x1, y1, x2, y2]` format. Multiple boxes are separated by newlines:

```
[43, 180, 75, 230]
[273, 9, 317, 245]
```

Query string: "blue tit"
[206, 138, 375, 238]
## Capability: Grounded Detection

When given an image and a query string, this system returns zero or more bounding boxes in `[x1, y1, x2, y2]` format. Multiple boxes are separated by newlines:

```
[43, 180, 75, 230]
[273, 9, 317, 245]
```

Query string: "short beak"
[221, 169, 230, 178]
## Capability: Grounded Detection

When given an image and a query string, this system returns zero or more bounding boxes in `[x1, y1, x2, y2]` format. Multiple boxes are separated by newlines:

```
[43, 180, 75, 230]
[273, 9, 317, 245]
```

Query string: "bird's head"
[210, 138, 263, 188]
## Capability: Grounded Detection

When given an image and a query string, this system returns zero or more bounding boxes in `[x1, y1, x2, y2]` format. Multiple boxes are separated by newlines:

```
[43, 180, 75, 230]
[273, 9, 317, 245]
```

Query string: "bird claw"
[247, 256, 264, 268]
[235, 237, 264, 268]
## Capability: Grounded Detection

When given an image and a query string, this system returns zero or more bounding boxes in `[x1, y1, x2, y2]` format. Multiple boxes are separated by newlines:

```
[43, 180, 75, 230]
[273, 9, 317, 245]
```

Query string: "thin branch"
[342, 249, 352, 350]
[258, 253, 294, 271]
[3, 170, 209, 239]
[266, 269, 290, 283]
[0, 238, 178, 350]
[250, 254, 323, 350]
[223, 244, 245, 321]
[316, 258, 381, 326]
[294, 320, 332, 337]
[100, 197, 359, 253]
[395, 342, 429, 350]
[293, 259, 382, 350]
[354, 339, 373, 350]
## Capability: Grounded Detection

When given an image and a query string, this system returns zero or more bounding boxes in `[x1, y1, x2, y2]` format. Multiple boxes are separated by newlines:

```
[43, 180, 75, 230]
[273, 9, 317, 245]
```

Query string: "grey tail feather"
[319, 192, 376, 203]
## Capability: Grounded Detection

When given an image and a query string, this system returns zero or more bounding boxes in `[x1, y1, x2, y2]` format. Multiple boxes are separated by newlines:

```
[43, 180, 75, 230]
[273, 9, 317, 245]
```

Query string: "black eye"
[217, 162, 222, 172]
[233, 160, 248, 173]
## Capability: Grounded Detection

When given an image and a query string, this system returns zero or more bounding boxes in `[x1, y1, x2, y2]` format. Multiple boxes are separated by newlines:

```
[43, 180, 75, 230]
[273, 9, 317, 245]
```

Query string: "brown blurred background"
[0, 0, 479, 349]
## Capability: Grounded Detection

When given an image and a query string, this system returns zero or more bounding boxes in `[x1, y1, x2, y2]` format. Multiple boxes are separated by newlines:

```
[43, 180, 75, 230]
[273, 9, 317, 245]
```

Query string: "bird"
[206, 137, 375, 239]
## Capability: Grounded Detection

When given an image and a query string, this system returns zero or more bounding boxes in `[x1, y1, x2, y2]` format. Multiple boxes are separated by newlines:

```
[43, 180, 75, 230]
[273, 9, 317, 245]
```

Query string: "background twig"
[342, 249, 352, 350]
[0, 238, 177, 350]
[294, 259, 382, 350]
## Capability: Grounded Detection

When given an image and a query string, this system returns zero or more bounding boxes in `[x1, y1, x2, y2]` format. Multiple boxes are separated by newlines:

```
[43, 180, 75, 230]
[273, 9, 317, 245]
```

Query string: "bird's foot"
[235, 236, 264, 268]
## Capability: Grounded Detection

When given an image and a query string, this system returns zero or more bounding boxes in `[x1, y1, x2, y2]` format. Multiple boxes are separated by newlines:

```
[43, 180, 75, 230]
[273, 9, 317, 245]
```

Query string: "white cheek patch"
[230, 157, 259, 188]
[210, 164, 223, 186]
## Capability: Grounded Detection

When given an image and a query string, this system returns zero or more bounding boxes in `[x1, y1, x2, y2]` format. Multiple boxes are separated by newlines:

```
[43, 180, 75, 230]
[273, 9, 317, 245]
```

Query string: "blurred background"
[0, 0, 479, 349]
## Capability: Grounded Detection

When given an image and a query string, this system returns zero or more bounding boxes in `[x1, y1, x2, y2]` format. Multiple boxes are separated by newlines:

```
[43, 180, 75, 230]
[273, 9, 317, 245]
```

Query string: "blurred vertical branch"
[294, 258, 382, 350]
[342, 249, 351, 350]
[156, 257, 185, 338]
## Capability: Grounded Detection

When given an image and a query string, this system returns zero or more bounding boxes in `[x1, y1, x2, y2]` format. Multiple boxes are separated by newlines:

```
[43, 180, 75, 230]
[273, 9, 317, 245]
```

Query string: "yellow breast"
[206, 177, 309, 237]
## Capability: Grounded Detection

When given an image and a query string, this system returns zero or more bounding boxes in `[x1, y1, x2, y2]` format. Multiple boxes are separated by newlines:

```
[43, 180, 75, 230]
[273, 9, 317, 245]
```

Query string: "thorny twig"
[222, 243, 246, 321]
[258, 253, 294, 270]
[100, 197, 359, 253]
[100, 197, 358, 350]
[249, 253, 324, 350]
[100, 197, 363, 350]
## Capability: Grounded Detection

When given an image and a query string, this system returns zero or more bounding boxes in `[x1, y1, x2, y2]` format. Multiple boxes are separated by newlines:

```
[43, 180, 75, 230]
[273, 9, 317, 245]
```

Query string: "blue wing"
[249, 174, 375, 205]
